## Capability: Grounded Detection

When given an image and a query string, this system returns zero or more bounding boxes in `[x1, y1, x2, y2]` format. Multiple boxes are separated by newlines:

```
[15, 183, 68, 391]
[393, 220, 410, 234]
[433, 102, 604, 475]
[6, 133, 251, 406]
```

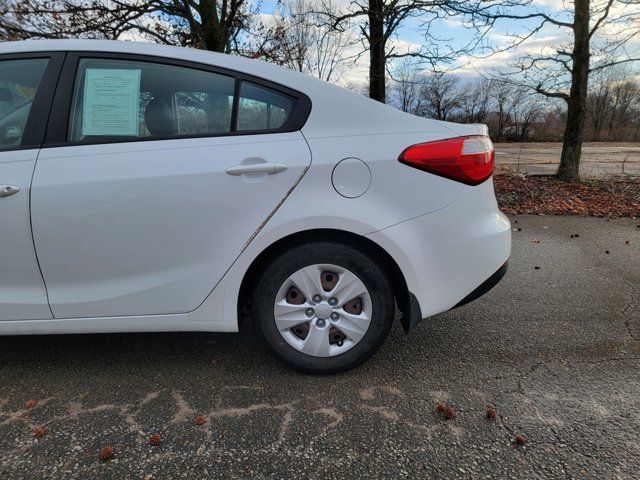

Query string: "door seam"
[29, 52, 67, 319]
[188, 132, 313, 314]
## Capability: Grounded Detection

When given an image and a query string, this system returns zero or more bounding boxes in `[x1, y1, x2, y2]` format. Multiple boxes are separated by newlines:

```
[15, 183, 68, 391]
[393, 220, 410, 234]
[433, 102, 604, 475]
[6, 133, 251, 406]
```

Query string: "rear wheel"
[251, 241, 395, 373]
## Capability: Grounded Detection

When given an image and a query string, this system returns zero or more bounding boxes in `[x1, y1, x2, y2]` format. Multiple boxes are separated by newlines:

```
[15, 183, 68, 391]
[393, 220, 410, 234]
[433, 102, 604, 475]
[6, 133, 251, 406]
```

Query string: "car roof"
[0, 39, 315, 89]
[0, 39, 461, 139]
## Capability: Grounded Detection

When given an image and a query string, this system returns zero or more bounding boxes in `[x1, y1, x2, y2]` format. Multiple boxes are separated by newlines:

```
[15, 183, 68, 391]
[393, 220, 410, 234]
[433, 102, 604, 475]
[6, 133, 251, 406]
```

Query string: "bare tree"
[458, 0, 640, 181]
[510, 88, 543, 141]
[489, 80, 514, 142]
[0, 0, 144, 40]
[389, 58, 423, 113]
[251, 0, 358, 81]
[326, 0, 476, 103]
[417, 73, 462, 120]
[587, 67, 616, 141]
[456, 77, 492, 124]
[0, 0, 254, 53]
[607, 79, 638, 140]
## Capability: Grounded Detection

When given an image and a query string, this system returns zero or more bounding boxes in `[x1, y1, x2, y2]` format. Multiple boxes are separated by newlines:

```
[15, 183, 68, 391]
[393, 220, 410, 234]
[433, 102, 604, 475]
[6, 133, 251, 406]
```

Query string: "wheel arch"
[237, 228, 412, 331]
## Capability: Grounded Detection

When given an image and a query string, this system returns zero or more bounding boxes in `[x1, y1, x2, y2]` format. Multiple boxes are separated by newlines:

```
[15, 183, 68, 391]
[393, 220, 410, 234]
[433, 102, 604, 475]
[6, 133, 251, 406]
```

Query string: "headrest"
[144, 98, 177, 137]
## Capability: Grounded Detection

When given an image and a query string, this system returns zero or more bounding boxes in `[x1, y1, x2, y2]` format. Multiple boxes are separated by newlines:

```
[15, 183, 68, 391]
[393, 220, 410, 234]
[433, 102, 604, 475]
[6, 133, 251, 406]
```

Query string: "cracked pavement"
[1, 215, 639, 479]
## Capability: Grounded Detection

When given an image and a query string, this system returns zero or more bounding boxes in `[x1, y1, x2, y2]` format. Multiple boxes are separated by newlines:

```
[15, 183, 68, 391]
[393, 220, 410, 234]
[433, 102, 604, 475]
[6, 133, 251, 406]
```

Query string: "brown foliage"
[495, 174, 640, 217]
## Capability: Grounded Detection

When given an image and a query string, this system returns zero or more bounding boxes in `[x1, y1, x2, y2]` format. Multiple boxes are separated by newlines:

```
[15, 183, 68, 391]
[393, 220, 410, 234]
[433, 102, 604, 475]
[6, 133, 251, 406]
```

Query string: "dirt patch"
[494, 142, 640, 179]
[495, 174, 640, 217]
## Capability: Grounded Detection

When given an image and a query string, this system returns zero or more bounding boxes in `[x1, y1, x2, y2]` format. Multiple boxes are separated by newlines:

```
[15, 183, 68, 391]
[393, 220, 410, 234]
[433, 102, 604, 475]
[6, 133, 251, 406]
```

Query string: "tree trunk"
[557, 0, 590, 182]
[368, 0, 386, 102]
[199, 0, 227, 53]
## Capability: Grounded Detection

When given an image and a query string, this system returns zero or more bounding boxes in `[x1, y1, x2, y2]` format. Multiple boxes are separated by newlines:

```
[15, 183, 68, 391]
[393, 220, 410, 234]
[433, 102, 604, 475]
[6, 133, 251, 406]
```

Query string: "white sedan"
[0, 40, 511, 373]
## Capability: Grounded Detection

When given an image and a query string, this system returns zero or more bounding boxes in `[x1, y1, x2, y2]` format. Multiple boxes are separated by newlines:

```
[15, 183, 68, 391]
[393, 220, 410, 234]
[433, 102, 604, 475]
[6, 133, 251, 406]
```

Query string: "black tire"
[251, 240, 395, 374]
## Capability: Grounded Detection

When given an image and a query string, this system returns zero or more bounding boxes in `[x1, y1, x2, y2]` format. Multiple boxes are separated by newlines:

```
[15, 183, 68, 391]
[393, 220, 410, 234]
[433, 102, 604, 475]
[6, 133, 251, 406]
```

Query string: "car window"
[237, 82, 294, 132]
[68, 59, 235, 142]
[0, 58, 49, 149]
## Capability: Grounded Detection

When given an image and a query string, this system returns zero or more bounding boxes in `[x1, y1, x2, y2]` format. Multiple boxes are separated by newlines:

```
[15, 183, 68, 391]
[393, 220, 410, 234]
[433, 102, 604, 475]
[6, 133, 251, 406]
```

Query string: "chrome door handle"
[225, 163, 288, 176]
[0, 185, 20, 198]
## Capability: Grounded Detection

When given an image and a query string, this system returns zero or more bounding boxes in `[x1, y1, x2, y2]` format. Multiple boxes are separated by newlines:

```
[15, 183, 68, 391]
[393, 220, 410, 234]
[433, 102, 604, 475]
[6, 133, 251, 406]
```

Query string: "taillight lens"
[398, 135, 495, 185]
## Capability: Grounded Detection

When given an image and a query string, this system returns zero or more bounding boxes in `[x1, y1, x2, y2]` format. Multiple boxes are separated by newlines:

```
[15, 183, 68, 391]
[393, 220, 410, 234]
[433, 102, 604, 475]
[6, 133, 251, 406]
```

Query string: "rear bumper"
[366, 177, 511, 327]
[401, 260, 508, 332]
[451, 260, 508, 309]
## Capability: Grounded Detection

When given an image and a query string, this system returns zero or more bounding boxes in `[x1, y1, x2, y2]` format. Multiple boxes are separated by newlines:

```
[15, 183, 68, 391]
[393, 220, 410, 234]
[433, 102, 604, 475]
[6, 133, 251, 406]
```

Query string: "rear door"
[0, 53, 63, 320]
[31, 53, 312, 319]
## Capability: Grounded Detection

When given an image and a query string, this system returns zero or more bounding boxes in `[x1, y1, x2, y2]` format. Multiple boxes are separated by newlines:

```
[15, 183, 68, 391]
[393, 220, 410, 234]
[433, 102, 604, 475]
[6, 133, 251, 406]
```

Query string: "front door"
[31, 54, 312, 319]
[0, 54, 62, 320]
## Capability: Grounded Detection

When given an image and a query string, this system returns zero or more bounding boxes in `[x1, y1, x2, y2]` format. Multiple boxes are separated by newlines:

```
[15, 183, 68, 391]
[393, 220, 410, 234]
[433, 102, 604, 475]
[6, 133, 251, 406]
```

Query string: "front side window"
[69, 59, 235, 142]
[0, 58, 49, 149]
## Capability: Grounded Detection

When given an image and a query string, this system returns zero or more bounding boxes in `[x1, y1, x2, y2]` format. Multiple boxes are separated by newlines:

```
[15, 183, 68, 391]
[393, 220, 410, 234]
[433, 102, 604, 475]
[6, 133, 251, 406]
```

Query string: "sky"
[257, 0, 640, 85]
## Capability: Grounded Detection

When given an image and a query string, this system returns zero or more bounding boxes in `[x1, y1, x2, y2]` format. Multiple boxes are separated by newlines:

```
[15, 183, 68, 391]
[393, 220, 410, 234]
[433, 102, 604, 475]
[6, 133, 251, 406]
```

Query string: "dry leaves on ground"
[494, 174, 640, 217]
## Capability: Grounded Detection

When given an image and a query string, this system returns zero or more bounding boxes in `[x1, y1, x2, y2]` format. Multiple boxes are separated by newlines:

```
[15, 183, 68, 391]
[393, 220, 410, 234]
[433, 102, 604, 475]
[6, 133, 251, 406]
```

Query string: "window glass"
[237, 82, 293, 132]
[69, 59, 235, 142]
[0, 58, 49, 148]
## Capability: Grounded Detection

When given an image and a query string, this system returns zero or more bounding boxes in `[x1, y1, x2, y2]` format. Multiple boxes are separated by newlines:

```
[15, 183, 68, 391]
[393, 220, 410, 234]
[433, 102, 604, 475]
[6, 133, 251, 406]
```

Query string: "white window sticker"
[5, 125, 21, 138]
[82, 68, 141, 136]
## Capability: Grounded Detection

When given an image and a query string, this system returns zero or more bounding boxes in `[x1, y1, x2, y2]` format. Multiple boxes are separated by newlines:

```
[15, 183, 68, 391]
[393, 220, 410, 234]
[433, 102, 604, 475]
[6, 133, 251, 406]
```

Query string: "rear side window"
[0, 58, 49, 149]
[237, 82, 294, 132]
[66, 57, 302, 144]
[68, 59, 235, 142]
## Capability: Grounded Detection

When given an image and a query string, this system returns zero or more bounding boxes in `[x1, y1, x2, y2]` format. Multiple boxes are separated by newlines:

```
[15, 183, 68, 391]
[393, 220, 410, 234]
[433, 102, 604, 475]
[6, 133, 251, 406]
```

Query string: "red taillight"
[398, 135, 494, 185]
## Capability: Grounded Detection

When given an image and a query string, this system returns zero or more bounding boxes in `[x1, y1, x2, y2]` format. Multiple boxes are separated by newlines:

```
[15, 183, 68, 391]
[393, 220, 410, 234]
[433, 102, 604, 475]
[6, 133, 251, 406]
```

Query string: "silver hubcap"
[274, 264, 372, 357]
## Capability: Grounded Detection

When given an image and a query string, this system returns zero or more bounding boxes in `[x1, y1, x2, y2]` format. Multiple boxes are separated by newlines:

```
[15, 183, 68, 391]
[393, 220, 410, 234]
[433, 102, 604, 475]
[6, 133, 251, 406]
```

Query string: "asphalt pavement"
[1, 215, 639, 479]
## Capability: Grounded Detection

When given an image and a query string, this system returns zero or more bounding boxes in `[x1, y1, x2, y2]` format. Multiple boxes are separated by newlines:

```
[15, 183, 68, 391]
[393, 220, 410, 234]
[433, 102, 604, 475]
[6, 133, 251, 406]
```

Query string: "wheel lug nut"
[330, 312, 340, 320]
[305, 308, 314, 317]
[316, 319, 326, 327]
[328, 297, 338, 306]
[312, 294, 322, 303]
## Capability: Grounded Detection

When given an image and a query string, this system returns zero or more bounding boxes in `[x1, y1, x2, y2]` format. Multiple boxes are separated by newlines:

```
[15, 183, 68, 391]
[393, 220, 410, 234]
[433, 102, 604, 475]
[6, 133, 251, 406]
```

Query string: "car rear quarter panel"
[191, 127, 471, 330]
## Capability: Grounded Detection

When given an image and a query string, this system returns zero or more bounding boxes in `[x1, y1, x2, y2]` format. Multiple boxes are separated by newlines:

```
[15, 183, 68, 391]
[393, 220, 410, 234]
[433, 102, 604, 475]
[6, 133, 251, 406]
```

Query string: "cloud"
[532, 0, 571, 10]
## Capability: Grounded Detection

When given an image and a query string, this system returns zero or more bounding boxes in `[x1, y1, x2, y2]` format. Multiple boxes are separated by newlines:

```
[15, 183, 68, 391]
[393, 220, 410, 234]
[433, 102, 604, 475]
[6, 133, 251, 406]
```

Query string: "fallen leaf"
[485, 406, 497, 420]
[99, 446, 114, 461]
[443, 405, 456, 421]
[149, 434, 161, 446]
[24, 400, 37, 409]
[514, 434, 526, 446]
[34, 427, 45, 438]
[194, 415, 207, 426]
